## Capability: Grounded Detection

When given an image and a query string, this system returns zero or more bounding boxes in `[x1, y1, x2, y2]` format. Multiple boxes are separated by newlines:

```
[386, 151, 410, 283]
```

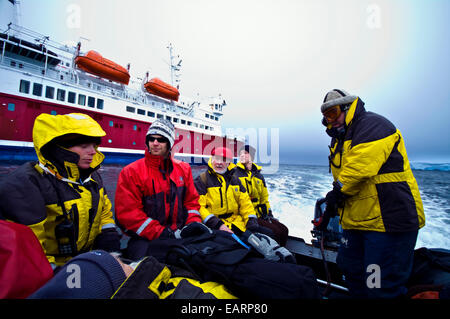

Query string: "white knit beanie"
[146, 118, 175, 149]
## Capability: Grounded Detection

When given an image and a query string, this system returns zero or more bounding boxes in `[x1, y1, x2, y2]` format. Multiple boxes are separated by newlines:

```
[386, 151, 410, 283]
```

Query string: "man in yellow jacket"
[315, 89, 425, 298]
[194, 147, 273, 238]
[0, 113, 121, 268]
[233, 145, 289, 246]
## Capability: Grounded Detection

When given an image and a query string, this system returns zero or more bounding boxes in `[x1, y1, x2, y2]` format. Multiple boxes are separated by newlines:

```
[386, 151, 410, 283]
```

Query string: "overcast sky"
[2, 0, 449, 165]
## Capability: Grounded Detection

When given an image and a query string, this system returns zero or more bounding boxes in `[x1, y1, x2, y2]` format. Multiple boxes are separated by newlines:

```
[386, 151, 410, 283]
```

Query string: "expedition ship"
[0, 2, 242, 165]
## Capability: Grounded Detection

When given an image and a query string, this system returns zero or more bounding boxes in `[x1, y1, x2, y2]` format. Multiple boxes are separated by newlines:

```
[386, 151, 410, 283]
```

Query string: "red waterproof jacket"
[115, 152, 201, 240]
[0, 220, 53, 298]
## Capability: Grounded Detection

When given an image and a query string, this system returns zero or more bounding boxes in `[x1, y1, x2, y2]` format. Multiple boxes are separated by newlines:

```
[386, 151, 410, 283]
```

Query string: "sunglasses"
[322, 105, 342, 124]
[148, 136, 168, 143]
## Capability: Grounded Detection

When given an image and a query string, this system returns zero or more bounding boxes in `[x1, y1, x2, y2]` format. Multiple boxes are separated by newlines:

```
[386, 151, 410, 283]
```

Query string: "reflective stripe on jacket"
[115, 152, 201, 240]
[233, 162, 271, 218]
[194, 159, 255, 232]
[329, 98, 425, 232]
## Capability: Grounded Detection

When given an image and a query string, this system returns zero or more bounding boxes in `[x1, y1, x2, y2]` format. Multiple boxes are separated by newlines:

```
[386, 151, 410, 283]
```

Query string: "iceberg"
[410, 162, 450, 172]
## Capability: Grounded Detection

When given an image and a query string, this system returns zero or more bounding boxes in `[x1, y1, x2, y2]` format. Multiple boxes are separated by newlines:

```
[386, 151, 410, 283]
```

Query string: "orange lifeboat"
[75, 50, 130, 85]
[144, 78, 179, 101]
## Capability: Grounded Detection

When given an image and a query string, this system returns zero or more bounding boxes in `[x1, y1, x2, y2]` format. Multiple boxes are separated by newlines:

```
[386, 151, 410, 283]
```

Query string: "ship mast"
[167, 43, 182, 89]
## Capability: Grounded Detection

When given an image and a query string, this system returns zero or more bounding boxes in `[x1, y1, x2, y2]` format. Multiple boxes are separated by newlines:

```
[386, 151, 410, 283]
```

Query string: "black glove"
[179, 222, 212, 238]
[93, 228, 122, 252]
[246, 217, 260, 231]
[159, 227, 177, 239]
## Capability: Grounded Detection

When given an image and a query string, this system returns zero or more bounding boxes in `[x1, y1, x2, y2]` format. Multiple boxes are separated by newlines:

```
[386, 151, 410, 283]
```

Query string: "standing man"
[114, 119, 203, 259]
[314, 89, 425, 298]
[233, 145, 289, 246]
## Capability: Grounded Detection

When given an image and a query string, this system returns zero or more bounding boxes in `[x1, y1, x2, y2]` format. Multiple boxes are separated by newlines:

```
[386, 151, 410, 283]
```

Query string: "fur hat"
[146, 118, 175, 149]
[321, 89, 357, 113]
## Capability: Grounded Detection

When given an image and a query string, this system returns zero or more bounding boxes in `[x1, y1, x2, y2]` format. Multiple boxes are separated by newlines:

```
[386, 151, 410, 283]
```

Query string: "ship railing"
[4, 23, 76, 56]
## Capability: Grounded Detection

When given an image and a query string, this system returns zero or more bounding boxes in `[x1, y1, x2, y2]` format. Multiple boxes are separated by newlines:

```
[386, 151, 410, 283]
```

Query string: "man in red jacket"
[115, 119, 203, 258]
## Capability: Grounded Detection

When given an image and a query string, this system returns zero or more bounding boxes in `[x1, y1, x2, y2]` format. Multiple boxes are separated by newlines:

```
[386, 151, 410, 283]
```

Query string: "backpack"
[126, 229, 320, 299]
[406, 247, 450, 299]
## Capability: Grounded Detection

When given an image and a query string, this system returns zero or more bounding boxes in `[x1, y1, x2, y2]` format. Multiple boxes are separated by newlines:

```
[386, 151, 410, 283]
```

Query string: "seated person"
[114, 119, 203, 259]
[194, 146, 274, 238]
[0, 113, 121, 268]
[232, 145, 289, 246]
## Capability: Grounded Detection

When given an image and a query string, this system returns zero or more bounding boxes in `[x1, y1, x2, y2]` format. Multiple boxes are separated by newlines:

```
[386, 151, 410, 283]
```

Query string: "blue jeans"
[337, 230, 418, 298]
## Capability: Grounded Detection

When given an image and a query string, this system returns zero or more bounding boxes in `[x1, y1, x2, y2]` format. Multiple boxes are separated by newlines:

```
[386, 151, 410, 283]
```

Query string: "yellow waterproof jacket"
[193, 159, 256, 232]
[328, 98, 425, 232]
[0, 113, 116, 266]
[233, 162, 271, 218]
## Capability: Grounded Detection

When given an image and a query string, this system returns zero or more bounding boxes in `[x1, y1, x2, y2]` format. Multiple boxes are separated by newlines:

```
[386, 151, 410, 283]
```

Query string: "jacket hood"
[32, 113, 106, 178]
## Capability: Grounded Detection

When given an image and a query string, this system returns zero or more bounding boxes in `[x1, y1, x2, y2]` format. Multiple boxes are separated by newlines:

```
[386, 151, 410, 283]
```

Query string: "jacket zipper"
[219, 188, 223, 208]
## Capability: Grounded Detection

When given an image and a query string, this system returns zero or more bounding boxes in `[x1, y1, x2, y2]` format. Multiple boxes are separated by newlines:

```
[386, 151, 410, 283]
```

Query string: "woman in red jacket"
[115, 119, 202, 258]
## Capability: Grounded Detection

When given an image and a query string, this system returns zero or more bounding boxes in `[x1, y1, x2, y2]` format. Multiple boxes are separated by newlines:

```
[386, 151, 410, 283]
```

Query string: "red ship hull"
[0, 92, 241, 165]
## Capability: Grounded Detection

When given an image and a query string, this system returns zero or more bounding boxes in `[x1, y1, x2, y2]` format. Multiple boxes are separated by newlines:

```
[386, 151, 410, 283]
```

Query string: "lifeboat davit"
[75, 50, 130, 85]
[144, 78, 180, 101]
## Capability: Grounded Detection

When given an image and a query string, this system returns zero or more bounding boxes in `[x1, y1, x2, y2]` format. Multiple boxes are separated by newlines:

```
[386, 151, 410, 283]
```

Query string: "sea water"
[1, 162, 449, 250]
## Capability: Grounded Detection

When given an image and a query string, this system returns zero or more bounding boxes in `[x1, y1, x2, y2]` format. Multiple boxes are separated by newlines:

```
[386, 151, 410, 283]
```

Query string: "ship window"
[10, 61, 16, 67]
[57, 89, 65, 101]
[194, 123, 198, 127]
[147, 111, 155, 117]
[181, 119, 186, 124]
[200, 124, 204, 129]
[205, 126, 209, 130]
[97, 99, 104, 109]
[33, 83, 43, 97]
[45, 86, 55, 99]
[68, 92, 76, 103]
[51, 110, 57, 115]
[133, 125, 137, 131]
[132, 141, 136, 145]
[166, 116, 171, 121]
[88, 96, 95, 108]
[173, 118, 178, 123]
[7, 103, 15, 111]
[108, 139, 112, 143]
[157, 114, 163, 119]
[205, 114, 209, 118]
[126, 106, 135, 113]
[78, 94, 86, 106]
[188, 121, 192, 126]
[19, 80, 30, 93]
[137, 109, 145, 115]
[215, 116, 218, 121]
[109, 121, 114, 127]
